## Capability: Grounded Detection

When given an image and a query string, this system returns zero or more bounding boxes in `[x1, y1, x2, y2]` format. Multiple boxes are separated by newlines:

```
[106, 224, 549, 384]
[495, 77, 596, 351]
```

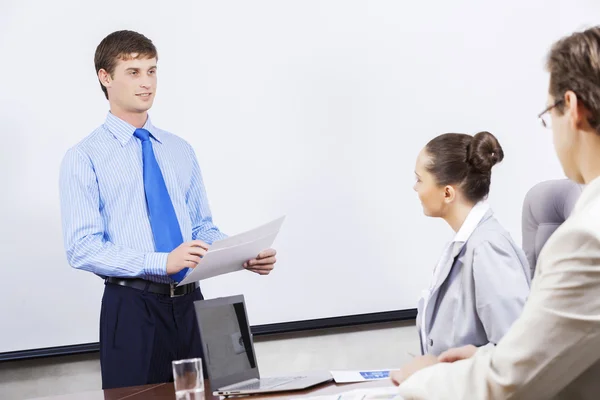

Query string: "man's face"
[549, 92, 582, 183]
[101, 54, 157, 114]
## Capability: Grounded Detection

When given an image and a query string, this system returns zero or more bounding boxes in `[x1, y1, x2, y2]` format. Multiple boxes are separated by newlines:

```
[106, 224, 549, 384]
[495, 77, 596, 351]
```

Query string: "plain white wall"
[1, 0, 597, 353]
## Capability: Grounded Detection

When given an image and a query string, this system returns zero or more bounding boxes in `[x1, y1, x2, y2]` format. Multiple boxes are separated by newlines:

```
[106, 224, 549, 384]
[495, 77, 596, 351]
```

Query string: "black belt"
[105, 277, 198, 298]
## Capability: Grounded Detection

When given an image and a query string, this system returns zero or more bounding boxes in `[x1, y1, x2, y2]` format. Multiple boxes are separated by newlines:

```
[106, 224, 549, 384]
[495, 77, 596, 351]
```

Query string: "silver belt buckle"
[170, 283, 177, 298]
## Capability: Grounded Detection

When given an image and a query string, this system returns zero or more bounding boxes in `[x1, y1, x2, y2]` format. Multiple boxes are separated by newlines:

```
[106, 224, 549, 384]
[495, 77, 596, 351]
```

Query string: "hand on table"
[390, 355, 438, 386]
[438, 345, 477, 363]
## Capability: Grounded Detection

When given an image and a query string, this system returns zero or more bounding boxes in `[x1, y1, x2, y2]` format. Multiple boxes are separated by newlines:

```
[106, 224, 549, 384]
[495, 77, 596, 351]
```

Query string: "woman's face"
[413, 148, 449, 217]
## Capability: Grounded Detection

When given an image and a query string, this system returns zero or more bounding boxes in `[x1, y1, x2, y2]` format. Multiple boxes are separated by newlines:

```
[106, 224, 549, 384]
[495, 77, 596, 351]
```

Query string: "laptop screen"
[194, 296, 258, 385]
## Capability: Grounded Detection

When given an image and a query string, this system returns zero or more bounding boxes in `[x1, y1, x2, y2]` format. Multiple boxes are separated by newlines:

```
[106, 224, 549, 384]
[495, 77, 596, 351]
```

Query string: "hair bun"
[467, 131, 504, 174]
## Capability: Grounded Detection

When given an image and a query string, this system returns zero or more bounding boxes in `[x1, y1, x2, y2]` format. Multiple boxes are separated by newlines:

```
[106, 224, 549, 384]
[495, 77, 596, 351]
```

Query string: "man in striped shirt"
[59, 30, 277, 390]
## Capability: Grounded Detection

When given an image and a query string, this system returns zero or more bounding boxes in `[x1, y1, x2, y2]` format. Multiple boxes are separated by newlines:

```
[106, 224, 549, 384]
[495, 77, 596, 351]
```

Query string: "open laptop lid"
[193, 294, 259, 390]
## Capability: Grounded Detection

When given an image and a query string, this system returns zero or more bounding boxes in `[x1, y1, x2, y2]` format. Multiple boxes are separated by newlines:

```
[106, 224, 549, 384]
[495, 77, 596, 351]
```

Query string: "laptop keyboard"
[230, 376, 306, 391]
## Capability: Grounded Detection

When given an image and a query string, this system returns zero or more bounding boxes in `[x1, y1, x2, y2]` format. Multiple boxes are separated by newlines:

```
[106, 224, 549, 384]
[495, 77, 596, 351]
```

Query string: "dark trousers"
[99, 281, 204, 389]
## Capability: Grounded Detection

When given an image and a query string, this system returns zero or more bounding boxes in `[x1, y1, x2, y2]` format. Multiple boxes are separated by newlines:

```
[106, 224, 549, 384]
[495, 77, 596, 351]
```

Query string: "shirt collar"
[573, 175, 600, 214]
[453, 201, 491, 243]
[104, 112, 163, 146]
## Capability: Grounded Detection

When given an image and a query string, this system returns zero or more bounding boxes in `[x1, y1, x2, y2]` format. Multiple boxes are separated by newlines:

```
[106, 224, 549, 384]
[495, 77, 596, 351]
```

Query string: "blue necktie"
[134, 128, 188, 282]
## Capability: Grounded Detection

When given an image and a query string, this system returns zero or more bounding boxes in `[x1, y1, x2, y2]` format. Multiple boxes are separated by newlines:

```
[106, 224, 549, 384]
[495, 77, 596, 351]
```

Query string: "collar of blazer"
[430, 202, 493, 293]
[573, 176, 600, 214]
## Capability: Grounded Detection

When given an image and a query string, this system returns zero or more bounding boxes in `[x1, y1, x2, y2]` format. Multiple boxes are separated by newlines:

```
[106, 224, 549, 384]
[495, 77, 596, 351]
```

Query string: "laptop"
[193, 294, 332, 396]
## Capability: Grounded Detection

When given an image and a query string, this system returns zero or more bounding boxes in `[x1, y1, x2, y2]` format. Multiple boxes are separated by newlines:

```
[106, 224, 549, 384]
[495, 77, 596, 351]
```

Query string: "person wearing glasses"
[393, 26, 600, 399]
[412, 131, 531, 357]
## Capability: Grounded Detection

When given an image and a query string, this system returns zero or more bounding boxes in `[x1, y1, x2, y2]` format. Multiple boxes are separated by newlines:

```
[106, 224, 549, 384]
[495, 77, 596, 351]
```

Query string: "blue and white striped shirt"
[59, 112, 227, 283]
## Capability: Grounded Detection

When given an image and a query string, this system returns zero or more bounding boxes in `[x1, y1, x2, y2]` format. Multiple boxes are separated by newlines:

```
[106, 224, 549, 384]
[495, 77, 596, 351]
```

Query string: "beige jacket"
[398, 176, 600, 400]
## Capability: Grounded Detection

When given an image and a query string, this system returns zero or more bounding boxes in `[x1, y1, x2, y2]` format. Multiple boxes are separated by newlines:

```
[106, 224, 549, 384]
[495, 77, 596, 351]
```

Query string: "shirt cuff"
[196, 230, 228, 245]
[143, 252, 169, 278]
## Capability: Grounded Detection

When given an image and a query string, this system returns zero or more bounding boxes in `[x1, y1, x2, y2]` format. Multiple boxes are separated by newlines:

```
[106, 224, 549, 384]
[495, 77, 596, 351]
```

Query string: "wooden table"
[31, 378, 394, 399]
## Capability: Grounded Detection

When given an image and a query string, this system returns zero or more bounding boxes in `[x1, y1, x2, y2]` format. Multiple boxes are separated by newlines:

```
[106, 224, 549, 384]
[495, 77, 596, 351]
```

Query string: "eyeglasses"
[538, 99, 564, 129]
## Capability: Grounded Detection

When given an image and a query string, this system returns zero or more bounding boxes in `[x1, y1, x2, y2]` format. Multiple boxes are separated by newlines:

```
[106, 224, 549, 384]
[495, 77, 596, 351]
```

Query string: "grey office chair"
[521, 179, 584, 277]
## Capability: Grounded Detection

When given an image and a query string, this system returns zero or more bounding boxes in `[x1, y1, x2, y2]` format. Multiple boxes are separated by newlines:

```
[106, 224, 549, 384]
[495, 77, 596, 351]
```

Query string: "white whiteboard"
[0, 0, 595, 354]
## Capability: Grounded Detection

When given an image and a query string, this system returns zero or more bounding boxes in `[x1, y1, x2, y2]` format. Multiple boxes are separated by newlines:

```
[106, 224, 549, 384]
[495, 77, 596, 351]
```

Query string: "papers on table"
[177, 216, 285, 286]
[330, 369, 392, 383]
[304, 387, 404, 400]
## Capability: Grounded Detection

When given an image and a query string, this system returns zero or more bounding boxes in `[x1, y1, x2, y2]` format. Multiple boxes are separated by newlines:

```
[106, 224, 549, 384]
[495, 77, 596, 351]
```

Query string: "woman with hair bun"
[413, 131, 531, 358]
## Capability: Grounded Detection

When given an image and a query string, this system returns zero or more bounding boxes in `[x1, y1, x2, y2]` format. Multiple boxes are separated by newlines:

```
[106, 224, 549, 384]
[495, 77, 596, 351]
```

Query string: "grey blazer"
[416, 209, 531, 356]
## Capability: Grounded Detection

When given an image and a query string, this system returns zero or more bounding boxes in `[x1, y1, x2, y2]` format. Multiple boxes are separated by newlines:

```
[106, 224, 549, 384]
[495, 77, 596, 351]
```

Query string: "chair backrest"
[521, 179, 584, 277]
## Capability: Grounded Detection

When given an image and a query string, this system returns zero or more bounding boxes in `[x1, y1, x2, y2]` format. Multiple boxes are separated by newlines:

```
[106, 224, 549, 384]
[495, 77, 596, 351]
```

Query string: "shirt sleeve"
[59, 147, 168, 279]
[472, 240, 530, 345]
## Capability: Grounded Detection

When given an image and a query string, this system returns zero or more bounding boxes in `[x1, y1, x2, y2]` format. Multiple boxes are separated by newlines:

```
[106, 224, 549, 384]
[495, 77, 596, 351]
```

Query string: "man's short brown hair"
[94, 30, 158, 99]
[547, 26, 600, 133]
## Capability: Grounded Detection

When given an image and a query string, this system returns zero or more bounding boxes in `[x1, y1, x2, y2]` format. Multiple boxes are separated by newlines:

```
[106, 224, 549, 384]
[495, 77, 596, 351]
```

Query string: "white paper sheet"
[330, 369, 392, 383]
[209, 216, 286, 251]
[304, 387, 403, 400]
[177, 216, 285, 286]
